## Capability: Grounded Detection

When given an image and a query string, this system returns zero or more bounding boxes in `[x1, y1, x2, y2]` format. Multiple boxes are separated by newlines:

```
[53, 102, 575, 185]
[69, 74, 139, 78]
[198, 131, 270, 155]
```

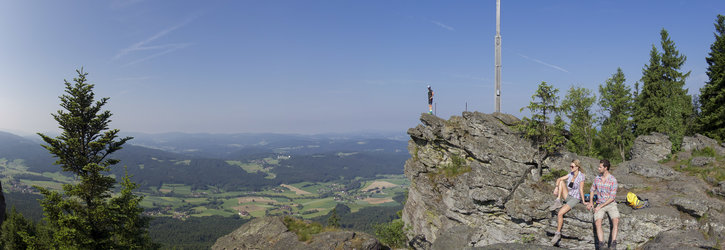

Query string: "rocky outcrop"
[403, 112, 725, 249]
[682, 134, 725, 155]
[690, 156, 715, 167]
[641, 229, 717, 250]
[630, 132, 672, 161]
[612, 159, 678, 180]
[714, 181, 725, 198]
[212, 216, 381, 250]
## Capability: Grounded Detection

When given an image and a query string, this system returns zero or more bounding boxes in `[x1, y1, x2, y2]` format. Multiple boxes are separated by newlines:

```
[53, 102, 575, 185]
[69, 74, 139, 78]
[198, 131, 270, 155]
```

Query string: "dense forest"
[4, 193, 44, 222]
[148, 216, 250, 250]
[312, 192, 406, 234]
[116, 150, 406, 191]
[520, 19, 725, 166]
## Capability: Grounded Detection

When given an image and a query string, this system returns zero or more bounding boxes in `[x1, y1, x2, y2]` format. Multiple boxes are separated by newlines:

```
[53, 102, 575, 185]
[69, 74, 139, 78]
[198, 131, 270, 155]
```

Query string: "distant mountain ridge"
[123, 131, 407, 159]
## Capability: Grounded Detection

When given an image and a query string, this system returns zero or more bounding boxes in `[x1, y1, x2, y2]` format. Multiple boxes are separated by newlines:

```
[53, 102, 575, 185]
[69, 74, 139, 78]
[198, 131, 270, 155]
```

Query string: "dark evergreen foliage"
[35, 69, 155, 249]
[148, 216, 249, 249]
[1, 208, 36, 249]
[274, 152, 406, 184]
[634, 29, 693, 151]
[561, 86, 598, 157]
[598, 68, 635, 163]
[3, 192, 44, 222]
[313, 203, 403, 234]
[698, 15, 725, 142]
[518, 82, 566, 175]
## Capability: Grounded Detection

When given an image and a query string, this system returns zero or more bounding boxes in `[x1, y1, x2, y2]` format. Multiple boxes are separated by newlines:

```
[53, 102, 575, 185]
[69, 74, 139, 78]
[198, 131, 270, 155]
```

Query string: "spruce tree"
[36, 69, 155, 249]
[698, 15, 725, 141]
[598, 68, 635, 162]
[561, 86, 598, 157]
[519, 82, 566, 176]
[327, 208, 340, 228]
[634, 29, 693, 151]
[1, 208, 36, 249]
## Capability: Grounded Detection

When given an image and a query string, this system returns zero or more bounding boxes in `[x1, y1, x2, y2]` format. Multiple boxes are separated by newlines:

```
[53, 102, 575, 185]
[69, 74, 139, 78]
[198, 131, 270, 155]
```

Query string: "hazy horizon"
[2, 1, 723, 135]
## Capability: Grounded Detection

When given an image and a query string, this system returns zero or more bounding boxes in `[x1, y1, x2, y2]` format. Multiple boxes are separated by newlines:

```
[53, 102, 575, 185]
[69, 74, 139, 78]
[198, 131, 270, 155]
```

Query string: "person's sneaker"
[610, 240, 617, 249]
[549, 198, 562, 211]
[597, 241, 607, 249]
[550, 232, 561, 246]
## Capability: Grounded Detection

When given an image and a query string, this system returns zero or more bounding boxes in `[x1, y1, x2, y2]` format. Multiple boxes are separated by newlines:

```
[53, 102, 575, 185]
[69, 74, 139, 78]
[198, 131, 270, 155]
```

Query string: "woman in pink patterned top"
[549, 159, 586, 246]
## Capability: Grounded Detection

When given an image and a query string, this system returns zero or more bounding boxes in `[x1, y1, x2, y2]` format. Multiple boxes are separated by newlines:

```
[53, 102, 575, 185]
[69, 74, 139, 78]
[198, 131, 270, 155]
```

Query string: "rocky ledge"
[403, 112, 725, 249]
[212, 216, 381, 250]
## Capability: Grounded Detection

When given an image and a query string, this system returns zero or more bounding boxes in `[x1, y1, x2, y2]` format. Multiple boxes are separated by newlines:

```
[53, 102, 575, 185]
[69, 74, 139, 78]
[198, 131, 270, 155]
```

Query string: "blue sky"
[1, 1, 723, 135]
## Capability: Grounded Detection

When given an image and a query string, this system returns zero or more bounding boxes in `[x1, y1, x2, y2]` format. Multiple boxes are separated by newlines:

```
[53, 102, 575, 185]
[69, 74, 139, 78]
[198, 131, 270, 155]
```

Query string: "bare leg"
[611, 217, 619, 242]
[556, 181, 568, 200]
[595, 219, 604, 243]
[556, 204, 571, 233]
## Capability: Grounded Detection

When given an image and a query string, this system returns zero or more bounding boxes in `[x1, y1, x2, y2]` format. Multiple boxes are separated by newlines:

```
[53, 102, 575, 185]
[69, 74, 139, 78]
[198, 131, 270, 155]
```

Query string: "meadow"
[1, 158, 409, 220]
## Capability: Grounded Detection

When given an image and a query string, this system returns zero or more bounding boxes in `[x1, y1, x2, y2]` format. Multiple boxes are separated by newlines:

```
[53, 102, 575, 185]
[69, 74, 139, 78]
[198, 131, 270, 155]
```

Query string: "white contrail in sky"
[114, 16, 197, 65]
[518, 54, 569, 73]
[431, 20, 455, 31]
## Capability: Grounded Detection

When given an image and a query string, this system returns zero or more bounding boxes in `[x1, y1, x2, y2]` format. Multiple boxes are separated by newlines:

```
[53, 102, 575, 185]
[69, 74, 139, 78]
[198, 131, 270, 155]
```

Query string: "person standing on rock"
[427, 85, 434, 115]
[587, 159, 620, 249]
[549, 159, 586, 245]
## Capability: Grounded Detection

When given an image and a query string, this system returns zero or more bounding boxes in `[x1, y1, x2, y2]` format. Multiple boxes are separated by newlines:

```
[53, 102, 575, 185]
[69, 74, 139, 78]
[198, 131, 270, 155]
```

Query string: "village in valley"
[137, 176, 408, 221]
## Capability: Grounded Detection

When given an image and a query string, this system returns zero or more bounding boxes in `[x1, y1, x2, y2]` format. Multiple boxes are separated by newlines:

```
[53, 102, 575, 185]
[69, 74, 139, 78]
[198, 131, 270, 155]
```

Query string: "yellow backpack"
[626, 192, 648, 209]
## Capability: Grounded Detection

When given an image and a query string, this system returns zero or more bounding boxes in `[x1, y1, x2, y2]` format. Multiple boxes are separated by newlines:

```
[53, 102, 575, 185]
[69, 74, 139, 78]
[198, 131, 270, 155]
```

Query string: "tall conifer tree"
[519, 82, 566, 176]
[598, 68, 634, 162]
[36, 69, 155, 249]
[561, 86, 597, 157]
[698, 15, 725, 141]
[634, 29, 693, 151]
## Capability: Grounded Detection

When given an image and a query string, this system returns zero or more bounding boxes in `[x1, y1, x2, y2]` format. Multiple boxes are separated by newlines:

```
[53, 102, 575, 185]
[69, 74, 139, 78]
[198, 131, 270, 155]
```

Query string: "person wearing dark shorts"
[427, 85, 434, 114]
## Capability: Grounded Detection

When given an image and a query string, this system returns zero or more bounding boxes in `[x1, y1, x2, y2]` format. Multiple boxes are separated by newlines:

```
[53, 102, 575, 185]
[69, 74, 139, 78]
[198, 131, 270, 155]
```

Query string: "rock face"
[641, 229, 716, 250]
[212, 216, 381, 250]
[715, 181, 725, 198]
[682, 134, 725, 155]
[403, 112, 725, 249]
[690, 156, 715, 167]
[630, 132, 672, 161]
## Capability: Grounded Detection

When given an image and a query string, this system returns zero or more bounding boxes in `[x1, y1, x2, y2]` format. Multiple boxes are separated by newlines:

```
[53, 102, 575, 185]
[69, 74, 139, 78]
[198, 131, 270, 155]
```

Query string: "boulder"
[612, 158, 678, 180]
[212, 216, 381, 250]
[681, 134, 725, 155]
[690, 157, 715, 167]
[543, 151, 599, 180]
[676, 151, 692, 161]
[467, 243, 561, 250]
[491, 112, 520, 126]
[630, 132, 672, 162]
[670, 196, 709, 218]
[431, 225, 476, 250]
[714, 181, 725, 198]
[641, 229, 717, 250]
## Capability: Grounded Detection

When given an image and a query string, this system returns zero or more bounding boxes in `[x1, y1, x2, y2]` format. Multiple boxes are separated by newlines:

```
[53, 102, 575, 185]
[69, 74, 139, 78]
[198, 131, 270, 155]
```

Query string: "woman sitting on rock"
[549, 159, 586, 246]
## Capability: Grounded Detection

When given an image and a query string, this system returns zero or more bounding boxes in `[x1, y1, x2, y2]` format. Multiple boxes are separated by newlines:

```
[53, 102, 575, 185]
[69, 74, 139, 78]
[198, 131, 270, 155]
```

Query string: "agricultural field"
[2, 158, 409, 221]
[226, 159, 277, 179]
